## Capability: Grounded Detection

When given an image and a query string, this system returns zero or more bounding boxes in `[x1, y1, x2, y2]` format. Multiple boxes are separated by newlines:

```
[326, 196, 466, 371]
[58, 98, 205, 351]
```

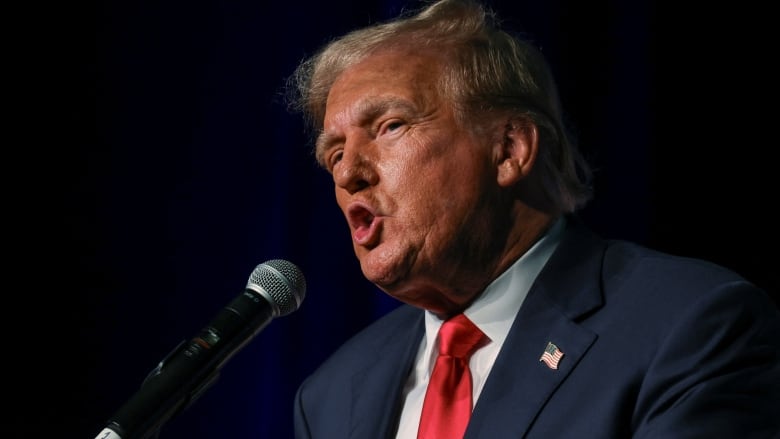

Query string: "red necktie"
[417, 314, 487, 439]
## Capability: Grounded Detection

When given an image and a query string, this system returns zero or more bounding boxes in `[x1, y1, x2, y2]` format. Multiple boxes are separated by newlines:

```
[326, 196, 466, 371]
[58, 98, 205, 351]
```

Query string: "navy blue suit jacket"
[294, 218, 780, 438]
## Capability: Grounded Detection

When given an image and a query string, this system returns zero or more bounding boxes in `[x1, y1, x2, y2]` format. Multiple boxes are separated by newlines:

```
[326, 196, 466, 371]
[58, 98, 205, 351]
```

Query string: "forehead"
[325, 49, 446, 115]
[315, 50, 453, 164]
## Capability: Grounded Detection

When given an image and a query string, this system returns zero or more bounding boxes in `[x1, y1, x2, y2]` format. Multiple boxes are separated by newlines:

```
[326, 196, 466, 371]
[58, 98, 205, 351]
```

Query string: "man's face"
[317, 49, 506, 312]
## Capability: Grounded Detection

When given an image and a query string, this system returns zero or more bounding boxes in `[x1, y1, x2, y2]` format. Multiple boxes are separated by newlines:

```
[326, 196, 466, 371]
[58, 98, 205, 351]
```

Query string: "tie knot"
[437, 314, 486, 359]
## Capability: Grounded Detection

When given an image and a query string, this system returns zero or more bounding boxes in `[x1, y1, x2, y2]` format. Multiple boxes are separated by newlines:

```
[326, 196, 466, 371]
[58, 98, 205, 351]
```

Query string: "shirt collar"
[424, 216, 566, 346]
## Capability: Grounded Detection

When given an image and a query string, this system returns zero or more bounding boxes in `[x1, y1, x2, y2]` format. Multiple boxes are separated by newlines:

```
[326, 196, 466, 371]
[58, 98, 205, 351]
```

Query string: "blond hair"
[286, 0, 593, 212]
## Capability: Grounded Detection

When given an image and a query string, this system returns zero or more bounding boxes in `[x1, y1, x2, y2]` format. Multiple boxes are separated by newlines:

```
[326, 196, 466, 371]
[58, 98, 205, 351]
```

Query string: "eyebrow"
[315, 97, 418, 165]
[314, 131, 336, 166]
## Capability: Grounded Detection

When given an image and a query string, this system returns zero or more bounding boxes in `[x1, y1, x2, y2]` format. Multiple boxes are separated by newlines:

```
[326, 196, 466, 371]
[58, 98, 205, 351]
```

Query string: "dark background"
[10, 0, 776, 438]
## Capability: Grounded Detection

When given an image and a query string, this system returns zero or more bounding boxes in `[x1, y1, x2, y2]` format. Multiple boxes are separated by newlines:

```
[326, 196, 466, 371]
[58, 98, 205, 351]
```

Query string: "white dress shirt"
[393, 217, 565, 439]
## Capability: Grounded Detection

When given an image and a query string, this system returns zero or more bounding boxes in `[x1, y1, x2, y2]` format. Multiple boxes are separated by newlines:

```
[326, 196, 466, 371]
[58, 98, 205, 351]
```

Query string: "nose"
[333, 141, 378, 194]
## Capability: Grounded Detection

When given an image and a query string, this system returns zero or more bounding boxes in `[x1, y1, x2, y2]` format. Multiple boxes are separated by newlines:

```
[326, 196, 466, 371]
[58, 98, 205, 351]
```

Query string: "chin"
[359, 240, 425, 289]
[360, 263, 399, 290]
[359, 253, 406, 290]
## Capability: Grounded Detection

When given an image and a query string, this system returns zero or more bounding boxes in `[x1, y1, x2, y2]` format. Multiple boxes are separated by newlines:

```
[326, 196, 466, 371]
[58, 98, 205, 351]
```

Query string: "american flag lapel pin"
[540, 341, 564, 370]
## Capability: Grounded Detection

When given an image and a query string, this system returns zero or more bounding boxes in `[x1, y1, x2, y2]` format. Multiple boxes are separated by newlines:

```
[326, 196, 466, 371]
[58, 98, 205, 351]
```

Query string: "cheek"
[396, 157, 480, 211]
[376, 154, 407, 183]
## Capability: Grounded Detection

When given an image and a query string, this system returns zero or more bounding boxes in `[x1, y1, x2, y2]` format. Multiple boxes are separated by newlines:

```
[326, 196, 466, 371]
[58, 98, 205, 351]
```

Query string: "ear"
[496, 118, 539, 187]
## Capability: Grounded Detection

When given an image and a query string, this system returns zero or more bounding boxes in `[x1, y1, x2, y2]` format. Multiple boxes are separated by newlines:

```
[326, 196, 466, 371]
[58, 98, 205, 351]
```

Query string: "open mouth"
[347, 203, 380, 246]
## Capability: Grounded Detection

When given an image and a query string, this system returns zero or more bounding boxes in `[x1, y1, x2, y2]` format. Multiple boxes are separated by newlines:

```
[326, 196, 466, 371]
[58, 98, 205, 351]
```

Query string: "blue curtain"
[16, 1, 775, 438]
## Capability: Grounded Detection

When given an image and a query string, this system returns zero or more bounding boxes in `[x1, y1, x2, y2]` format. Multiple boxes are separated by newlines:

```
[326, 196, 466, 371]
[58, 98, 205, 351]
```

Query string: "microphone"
[94, 259, 306, 439]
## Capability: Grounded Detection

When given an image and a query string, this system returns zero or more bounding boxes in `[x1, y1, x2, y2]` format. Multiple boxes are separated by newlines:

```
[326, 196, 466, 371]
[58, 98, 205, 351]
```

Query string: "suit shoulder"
[603, 239, 755, 289]
[598, 239, 778, 320]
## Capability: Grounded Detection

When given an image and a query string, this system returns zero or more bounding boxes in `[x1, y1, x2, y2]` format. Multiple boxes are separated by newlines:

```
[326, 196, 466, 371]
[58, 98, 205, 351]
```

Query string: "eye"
[380, 119, 405, 135]
[327, 149, 343, 171]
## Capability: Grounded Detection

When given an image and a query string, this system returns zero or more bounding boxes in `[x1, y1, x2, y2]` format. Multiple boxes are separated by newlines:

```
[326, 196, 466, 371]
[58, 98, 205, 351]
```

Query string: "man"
[287, 0, 780, 437]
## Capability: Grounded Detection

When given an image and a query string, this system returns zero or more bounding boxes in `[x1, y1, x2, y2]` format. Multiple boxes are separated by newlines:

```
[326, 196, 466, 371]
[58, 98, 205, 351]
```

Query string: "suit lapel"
[348, 308, 425, 439]
[466, 216, 605, 438]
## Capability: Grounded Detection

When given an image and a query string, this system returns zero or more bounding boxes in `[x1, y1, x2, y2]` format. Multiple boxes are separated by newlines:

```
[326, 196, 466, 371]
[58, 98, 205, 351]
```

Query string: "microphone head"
[246, 259, 306, 317]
